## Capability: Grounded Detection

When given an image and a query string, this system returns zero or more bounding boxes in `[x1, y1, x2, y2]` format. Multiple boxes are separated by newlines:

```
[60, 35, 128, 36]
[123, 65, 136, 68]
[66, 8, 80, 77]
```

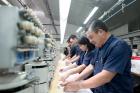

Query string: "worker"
[63, 39, 72, 60]
[61, 20, 133, 93]
[64, 35, 81, 65]
[63, 47, 69, 56]
[60, 36, 95, 81]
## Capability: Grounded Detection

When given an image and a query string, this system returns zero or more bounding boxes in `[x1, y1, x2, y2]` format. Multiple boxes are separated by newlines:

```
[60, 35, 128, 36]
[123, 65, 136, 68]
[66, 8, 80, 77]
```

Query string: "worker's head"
[68, 35, 78, 46]
[67, 39, 72, 47]
[63, 47, 69, 56]
[78, 36, 95, 51]
[86, 20, 110, 48]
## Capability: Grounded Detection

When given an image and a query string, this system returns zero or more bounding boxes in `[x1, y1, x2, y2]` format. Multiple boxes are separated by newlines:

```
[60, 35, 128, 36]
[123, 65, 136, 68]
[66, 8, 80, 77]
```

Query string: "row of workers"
[59, 20, 132, 93]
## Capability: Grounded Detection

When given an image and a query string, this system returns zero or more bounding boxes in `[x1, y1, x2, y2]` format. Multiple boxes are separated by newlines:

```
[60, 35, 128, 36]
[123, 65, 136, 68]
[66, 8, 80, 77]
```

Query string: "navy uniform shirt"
[90, 35, 133, 93]
[76, 50, 95, 66]
[70, 44, 81, 58]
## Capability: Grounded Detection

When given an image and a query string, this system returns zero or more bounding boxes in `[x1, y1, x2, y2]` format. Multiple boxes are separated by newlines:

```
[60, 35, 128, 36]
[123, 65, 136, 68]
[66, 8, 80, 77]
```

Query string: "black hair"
[78, 36, 95, 51]
[63, 47, 69, 56]
[67, 38, 70, 43]
[90, 20, 108, 32]
[67, 35, 78, 42]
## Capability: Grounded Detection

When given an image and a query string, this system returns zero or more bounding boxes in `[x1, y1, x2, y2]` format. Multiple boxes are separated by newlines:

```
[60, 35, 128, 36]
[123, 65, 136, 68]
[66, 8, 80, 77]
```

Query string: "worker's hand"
[63, 81, 81, 92]
[65, 73, 80, 82]
[69, 73, 81, 81]
[65, 59, 71, 63]
[59, 66, 69, 72]
[59, 68, 64, 72]
[59, 72, 69, 81]
[64, 59, 71, 65]
[59, 81, 68, 86]
[63, 58, 69, 62]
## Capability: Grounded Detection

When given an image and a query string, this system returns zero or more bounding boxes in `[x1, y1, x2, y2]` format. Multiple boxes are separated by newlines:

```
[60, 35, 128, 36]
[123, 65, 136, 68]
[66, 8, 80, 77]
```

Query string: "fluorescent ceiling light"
[1, 0, 12, 7]
[59, 0, 71, 44]
[76, 27, 83, 33]
[83, 6, 99, 25]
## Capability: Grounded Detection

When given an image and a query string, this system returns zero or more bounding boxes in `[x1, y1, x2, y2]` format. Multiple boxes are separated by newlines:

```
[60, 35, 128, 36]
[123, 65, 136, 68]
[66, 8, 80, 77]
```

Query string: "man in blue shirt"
[62, 20, 133, 93]
[64, 35, 82, 64]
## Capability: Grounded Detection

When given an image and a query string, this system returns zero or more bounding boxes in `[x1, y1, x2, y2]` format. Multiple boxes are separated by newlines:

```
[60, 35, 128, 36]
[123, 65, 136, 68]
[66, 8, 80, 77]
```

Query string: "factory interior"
[0, 0, 140, 93]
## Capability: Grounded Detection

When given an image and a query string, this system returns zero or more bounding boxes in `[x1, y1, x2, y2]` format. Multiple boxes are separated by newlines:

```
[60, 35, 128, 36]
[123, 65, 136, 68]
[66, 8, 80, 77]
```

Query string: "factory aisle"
[49, 53, 65, 93]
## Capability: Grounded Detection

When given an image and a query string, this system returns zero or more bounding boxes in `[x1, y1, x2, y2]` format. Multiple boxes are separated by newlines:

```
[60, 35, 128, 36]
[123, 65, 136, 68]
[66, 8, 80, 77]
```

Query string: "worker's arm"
[63, 55, 71, 60]
[67, 64, 87, 75]
[70, 55, 77, 60]
[67, 55, 80, 63]
[63, 70, 116, 91]
[81, 70, 116, 88]
[59, 63, 77, 72]
[60, 64, 87, 81]
[63, 54, 77, 62]
[76, 64, 93, 80]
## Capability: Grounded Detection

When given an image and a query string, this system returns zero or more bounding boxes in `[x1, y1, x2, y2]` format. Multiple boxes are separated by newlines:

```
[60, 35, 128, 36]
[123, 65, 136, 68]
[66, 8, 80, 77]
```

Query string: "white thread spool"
[20, 21, 34, 31]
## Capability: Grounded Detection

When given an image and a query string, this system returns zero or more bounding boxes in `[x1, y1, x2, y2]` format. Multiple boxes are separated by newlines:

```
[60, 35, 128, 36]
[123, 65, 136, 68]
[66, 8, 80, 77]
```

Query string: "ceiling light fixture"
[1, 0, 12, 7]
[83, 6, 99, 25]
[76, 27, 83, 33]
[59, 0, 71, 44]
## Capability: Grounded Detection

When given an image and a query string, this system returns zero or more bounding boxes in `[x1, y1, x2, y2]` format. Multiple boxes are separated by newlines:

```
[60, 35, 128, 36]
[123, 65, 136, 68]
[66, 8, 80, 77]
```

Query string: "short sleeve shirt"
[90, 35, 133, 93]
[70, 44, 81, 58]
[76, 50, 95, 66]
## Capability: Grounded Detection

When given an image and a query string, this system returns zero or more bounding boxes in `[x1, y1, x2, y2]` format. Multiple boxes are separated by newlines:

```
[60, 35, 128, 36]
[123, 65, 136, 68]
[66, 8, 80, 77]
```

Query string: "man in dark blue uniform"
[65, 35, 81, 64]
[69, 35, 81, 58]
[62, 20, 133, 93]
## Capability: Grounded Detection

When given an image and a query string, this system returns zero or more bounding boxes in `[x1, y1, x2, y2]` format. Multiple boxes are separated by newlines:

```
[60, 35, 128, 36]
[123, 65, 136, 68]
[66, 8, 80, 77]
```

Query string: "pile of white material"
[64, 89, 93, 93]
[59, 72, 93, 93]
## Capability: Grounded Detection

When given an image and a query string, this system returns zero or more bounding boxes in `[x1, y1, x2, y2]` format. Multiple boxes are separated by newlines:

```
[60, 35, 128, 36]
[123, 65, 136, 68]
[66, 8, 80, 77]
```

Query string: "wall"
[110, 24, 128, 36]
[110, 24, 140, 49]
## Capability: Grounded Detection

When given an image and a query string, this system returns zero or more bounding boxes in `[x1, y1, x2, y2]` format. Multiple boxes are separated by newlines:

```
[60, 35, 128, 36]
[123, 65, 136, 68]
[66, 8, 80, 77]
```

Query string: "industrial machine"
[25, 61, 49, 93]
[0, 6, 48, 93]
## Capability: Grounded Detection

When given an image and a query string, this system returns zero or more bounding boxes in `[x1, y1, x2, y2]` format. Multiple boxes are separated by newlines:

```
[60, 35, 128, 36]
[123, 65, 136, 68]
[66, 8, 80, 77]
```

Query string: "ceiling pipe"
[99, 0, 136, 21]
[17, 0, 28, 8]
[103, 0, 136, 22]
[99, 0, 125, 20]
[44, 0, 58, 34]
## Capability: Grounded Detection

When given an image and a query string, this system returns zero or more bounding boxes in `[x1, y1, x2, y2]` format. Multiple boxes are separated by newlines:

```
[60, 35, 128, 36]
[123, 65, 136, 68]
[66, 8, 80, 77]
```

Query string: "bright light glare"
[83, 7, 99, 24]
[1, 0, 12, 7]
[76, 27, 82, 33]
[59, 0, 71, 44]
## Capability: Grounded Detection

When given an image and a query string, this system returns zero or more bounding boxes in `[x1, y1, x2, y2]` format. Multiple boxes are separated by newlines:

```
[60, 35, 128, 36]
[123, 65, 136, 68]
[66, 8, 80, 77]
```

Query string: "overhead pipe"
[99, 0, 136, 22]
[44, 0, 58, 34]
[17, 0, 28, 9]
[99, 0, 125, 20]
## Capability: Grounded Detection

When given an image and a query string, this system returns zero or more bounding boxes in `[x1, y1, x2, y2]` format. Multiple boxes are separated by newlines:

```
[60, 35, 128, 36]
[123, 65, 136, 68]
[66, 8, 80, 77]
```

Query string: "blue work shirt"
[90, 35, 133, 93]
[76, 50, 95, 66]
[70, 44, 81, 58]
